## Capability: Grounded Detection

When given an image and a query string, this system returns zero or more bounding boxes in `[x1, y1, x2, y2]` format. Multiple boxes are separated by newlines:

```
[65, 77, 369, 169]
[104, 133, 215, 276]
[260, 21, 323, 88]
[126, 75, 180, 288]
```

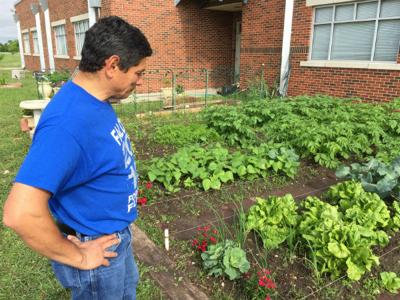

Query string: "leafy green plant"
[389, 201, 400, 232]
[299, 182, 391, 281]
[145, 143, 299, 192]
[327, 181, 391, 231]
[336, 157, 400, 199]
[47, 71, 70, 87]
[246, 195, 298, 250]
[152, 123, 220, 147]
[202, 96, 400, 168]
[201, 105, 257, 146]
[380, 272, 400, 294]
[175, 84, 184, 95]
[0, 77, 6, 85]
[200, 239, 250, 280]
[299, 196, 380, 281]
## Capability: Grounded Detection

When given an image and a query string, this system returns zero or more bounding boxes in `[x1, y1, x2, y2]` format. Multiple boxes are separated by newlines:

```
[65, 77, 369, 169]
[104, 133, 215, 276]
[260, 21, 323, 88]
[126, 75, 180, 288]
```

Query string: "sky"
[0, 0, 18, 43]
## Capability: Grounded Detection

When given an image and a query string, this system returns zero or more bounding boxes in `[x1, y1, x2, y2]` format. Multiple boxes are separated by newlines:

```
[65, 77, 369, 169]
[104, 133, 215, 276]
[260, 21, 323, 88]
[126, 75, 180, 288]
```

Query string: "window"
[23, 32, 30, 54]
[73, 19, 89, 56]
[32, 30, 39, 54]
[54, 25, 68, 56]
[311, 0, 400, 62]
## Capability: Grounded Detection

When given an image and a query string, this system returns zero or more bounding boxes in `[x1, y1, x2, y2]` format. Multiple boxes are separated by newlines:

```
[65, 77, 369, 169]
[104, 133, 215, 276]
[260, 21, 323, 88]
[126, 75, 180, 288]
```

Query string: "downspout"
[279, 0, 294, 96]
[13, 13, 25, 69]
[39, 0, 55, 72]
[31, 3, 46, 71]
[88, 0, 101, 27]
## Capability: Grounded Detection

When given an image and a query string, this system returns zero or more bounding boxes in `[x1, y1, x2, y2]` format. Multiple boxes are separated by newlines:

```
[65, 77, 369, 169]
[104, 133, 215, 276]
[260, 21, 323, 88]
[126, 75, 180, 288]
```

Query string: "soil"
[135, 162, 400, 299]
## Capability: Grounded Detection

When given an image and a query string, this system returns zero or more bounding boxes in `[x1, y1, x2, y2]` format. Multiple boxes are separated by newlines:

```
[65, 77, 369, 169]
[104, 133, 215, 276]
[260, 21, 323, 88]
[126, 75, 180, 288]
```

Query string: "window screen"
[311, 0, 400, 62]
[73, 19, 89, 57]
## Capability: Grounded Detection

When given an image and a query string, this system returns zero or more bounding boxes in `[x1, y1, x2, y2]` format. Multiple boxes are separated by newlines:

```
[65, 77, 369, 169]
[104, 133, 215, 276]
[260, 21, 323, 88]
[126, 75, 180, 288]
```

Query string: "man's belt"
[56, 221, 87, 237]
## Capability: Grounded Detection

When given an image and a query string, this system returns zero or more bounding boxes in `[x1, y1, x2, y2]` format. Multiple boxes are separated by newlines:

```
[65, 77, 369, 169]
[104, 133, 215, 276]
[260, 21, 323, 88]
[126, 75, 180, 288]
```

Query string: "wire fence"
[30, 64, 277, 117]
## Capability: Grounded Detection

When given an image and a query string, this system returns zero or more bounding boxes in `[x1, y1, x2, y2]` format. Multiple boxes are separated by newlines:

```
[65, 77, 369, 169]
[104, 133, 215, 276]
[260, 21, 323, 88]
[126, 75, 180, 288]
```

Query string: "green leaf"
[210, 177, 221, 190]
[346, 259, 365, 281]
[247, 165, 257, 174]
[335, 165, 350, 178]
[237, 165, 247, 177]
[224, 267, 240, 280]
[202, 178, 211, 191]
[328, 242, 350, 258]
[380, 272, 400, 294]
[148, 172, 157, 182]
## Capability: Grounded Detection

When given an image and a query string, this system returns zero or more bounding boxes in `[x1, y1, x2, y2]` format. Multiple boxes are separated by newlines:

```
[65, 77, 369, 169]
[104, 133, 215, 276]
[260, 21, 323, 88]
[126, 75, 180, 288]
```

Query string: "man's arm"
[2, 183, 119, 270]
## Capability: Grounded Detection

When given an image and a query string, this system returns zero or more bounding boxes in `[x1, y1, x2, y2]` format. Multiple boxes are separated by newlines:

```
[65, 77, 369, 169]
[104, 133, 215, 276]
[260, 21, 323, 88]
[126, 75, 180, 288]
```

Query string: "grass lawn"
[0, 52, 22, 69]
[0, 70, 163, 299]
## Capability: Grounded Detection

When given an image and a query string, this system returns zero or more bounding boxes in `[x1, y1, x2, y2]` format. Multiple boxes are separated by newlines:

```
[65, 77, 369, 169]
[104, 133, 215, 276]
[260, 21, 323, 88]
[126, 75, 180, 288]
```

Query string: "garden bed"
[120, 96, 400, 299]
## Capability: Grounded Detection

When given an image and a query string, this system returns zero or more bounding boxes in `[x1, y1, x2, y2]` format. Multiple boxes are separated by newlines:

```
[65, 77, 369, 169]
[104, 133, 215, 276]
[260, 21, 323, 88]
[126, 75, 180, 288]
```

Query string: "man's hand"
[67, 234, 120, 270]
[3, 183, 121, 269]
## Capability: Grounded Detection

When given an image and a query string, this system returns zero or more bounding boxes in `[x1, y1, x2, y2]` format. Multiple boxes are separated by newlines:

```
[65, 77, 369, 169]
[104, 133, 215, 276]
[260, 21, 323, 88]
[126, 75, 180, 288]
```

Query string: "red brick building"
[13, 0, 400, 101]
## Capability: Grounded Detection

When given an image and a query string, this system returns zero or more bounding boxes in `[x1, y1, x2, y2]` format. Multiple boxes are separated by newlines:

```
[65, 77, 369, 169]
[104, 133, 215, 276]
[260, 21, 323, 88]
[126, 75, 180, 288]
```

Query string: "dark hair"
[79, 16, 152, 72]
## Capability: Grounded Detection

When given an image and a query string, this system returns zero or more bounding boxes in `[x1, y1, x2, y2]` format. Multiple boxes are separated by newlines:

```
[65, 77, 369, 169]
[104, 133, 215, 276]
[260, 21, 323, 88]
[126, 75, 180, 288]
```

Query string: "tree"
[7, 40, 19, 54]
[0, 40, 19, 54]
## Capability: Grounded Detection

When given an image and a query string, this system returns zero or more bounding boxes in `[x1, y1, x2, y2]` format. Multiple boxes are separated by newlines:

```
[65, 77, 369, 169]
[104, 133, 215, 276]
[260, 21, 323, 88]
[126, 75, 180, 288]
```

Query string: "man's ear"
[104, 55, 121, 78]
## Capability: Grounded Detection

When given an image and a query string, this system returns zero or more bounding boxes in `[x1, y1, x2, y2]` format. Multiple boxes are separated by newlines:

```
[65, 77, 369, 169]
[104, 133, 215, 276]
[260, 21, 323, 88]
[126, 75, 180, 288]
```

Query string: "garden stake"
[164, 228, 170, 251]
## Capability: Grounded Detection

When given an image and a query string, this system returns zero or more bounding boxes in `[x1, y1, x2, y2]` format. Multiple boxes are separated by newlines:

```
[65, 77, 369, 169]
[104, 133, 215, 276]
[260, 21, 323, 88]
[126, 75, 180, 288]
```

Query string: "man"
[3, 16, 152, 299]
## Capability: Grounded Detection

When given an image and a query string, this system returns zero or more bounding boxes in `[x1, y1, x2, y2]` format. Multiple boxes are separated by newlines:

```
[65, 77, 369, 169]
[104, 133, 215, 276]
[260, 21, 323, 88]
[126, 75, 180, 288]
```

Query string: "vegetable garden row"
[116, 96, 400, 299]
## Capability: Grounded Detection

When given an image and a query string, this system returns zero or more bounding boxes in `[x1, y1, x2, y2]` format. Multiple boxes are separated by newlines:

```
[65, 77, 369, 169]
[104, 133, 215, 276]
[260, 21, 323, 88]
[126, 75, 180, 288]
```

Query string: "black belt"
[56, 221, 87, 237]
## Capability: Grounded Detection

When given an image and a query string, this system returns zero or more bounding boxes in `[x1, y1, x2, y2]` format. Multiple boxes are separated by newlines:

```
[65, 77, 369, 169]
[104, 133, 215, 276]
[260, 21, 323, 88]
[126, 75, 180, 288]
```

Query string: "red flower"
[137, 197, 147, 206]
[192, 225, 220, 253]
[265, 296, 271, 300]
[262, 268, 271, 275]
[266, 280, 276, 289]
[145, 182, 153, 189]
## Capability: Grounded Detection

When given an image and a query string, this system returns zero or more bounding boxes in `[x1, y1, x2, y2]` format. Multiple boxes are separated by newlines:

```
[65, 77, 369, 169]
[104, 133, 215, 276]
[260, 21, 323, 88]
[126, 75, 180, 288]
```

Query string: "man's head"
[79, 16, 152, 99]
[79, 16, 152, 73]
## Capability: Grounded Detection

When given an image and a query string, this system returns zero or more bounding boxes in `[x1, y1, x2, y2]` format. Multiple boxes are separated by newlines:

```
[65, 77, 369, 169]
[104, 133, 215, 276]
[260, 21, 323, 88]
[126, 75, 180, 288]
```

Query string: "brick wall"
[108, 0, 235, 93]
[288, 0, 400, 102]
[47, 0, 87, 71]
[16, 0, 40, 71]
[240, 0, 285, 90]
[16, 0, 235, 92]
[15, 0, 87, 72]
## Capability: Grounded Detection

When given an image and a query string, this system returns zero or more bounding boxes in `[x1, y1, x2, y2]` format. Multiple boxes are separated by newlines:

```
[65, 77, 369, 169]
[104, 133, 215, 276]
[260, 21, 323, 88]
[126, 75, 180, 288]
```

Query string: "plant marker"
[164, 228, 170, 251]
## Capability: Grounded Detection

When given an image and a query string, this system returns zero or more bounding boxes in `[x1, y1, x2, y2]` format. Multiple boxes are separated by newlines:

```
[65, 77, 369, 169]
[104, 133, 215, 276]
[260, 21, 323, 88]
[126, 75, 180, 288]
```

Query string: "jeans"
[51, 226, 139, 300]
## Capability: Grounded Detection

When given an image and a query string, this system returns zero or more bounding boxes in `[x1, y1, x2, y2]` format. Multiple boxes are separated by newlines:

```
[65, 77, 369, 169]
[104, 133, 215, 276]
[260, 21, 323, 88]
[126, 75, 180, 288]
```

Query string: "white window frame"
[307, 0, 357, 6]
[53, 24, 68, 57]
[71, 17, 89, 59]
[31, 28, 39, 55]
[307, 0, 400, 68]
[22, 30, 30, 55]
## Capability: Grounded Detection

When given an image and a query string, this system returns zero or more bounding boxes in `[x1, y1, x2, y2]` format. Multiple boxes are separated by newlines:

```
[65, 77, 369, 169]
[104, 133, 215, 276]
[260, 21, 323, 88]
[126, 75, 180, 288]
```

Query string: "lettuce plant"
[380, 272, 400, 294]
[200, 240, 250, 280]
[246, 195, 298, 250]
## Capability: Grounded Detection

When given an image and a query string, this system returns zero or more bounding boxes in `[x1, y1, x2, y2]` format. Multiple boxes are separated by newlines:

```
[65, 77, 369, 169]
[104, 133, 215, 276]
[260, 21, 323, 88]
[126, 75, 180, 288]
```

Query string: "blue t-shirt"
[15, 81, 138, 235]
